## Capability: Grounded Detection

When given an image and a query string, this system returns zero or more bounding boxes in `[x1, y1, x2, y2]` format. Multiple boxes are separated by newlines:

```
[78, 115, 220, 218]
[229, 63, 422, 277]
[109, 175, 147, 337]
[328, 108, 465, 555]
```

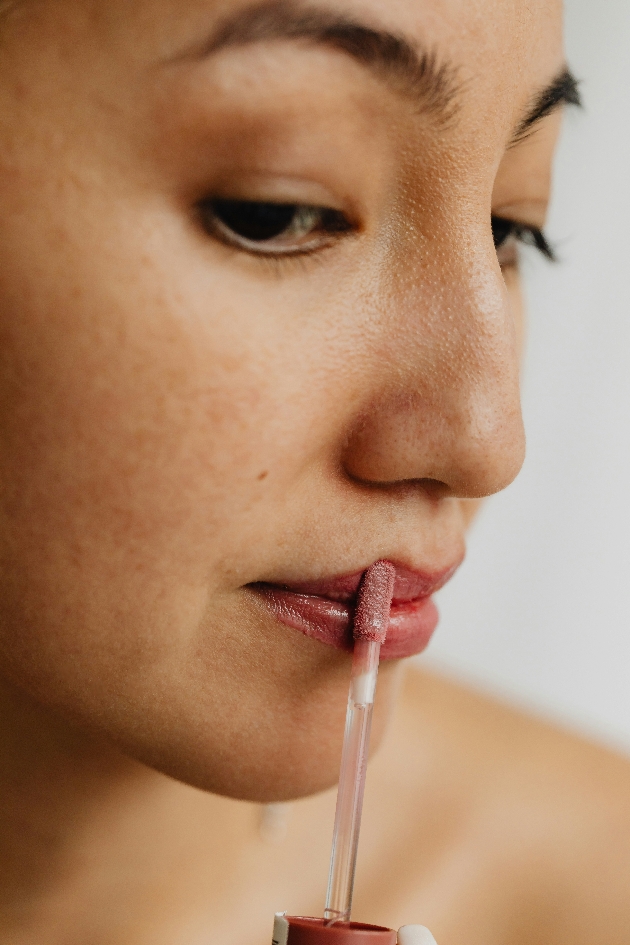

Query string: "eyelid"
[491, 200, 548, 230]
[205, 172, 353, 216]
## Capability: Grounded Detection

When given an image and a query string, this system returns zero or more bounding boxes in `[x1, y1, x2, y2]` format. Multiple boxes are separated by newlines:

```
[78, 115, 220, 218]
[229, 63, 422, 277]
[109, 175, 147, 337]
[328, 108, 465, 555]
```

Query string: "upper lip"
[257, 561, 461, 604]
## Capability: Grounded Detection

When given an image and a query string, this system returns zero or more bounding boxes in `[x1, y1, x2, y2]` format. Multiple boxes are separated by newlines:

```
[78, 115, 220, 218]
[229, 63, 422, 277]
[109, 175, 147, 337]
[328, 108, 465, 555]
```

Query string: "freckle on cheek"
[257, 471, 269, 481]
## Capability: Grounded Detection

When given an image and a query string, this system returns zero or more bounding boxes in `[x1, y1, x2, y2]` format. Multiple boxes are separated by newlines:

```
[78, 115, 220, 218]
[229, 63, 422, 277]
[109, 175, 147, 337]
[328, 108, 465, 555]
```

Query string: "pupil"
[210, 200, 297, 242]
[491, 216, 512, 249]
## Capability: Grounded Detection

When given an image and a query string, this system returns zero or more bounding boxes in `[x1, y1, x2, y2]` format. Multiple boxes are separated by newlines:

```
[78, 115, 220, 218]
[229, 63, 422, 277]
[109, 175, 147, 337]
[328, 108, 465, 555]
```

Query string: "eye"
[197, 198, 354, 257]
[491, 214, 556, 262]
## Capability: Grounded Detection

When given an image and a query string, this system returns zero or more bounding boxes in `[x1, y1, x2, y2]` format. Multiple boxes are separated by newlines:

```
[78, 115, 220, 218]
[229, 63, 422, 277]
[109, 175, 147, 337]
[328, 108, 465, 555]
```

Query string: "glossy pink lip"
[251, 563, 461, 660]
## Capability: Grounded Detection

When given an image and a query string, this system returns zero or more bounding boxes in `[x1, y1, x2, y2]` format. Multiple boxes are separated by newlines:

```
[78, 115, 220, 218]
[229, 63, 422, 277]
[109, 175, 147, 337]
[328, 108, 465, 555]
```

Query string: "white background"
[424, 0, 630, 752]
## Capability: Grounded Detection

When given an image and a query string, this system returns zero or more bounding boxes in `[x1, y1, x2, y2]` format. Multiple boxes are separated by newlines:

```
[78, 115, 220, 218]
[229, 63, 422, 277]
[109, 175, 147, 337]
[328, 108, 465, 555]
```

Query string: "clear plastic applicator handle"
[324, 637, 380, 924]
[274, 562, 396, 943]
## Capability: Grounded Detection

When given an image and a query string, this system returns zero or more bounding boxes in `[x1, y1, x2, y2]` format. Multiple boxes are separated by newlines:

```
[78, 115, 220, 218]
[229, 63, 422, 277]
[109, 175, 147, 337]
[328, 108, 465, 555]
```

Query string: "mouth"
[250, 561, 461, 660]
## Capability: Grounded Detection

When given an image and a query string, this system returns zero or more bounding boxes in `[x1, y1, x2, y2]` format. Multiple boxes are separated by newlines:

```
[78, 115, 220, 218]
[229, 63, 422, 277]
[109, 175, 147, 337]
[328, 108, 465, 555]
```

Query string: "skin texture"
[5, 2, 629, 945]
[0, 0, 557, 800]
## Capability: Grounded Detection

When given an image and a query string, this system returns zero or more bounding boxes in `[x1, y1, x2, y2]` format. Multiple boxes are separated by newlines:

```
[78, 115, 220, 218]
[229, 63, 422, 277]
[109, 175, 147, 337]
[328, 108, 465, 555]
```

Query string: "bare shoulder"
[363, 667, 630, 943]
[395, 666, 630, 824]
[396, 665, 630, 784]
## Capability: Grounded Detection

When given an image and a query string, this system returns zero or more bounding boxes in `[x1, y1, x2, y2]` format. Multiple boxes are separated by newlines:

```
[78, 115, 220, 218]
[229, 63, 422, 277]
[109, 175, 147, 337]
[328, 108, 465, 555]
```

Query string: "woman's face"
[0, 0, 565, 800]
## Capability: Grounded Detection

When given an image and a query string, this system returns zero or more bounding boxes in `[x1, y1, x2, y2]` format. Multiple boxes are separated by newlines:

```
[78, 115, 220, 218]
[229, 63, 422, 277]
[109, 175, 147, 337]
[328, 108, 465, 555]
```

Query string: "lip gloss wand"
[273, 560, 397, 944]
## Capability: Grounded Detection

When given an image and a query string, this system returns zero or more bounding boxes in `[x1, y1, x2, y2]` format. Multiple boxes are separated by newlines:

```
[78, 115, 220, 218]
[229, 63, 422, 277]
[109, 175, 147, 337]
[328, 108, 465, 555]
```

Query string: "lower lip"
[253, 586, 439, 660]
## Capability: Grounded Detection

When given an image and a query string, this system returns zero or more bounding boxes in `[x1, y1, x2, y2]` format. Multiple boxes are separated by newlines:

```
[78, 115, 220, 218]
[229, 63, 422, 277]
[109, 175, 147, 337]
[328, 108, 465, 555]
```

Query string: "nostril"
[342, 464, 450, 501]
[414, 477, 449, 501]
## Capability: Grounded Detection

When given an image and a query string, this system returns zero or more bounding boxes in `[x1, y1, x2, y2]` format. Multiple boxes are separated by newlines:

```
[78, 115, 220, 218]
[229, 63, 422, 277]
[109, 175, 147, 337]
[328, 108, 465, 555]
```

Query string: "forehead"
[63, 0, 564, 110]
[1, 0, 566, 193]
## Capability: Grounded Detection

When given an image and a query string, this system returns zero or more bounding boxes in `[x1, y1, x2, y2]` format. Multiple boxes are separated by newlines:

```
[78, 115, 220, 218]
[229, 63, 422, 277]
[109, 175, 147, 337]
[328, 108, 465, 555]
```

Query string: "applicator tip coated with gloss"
[352, 560, 396, 645]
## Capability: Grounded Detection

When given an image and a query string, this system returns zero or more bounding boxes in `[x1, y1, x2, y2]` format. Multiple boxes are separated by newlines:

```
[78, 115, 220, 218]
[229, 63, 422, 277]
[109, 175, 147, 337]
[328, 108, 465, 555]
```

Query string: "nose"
[342, 239, 526, 499]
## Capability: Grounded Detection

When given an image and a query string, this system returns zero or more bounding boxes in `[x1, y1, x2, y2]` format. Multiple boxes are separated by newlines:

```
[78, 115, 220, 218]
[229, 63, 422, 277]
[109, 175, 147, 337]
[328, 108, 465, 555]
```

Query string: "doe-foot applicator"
[273, 561, 397, 944]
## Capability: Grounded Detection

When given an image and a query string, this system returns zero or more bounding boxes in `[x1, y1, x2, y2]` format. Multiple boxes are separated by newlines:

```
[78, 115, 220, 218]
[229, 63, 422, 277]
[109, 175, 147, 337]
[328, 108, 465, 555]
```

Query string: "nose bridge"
[342, 241, 526, 499]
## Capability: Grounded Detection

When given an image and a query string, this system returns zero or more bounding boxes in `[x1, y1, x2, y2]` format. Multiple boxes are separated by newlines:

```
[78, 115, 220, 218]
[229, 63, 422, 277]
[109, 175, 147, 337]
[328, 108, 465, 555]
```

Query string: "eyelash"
[197, 198, 555, 265]
[197, 198, 354, 260]
[491, 215, 556, 262]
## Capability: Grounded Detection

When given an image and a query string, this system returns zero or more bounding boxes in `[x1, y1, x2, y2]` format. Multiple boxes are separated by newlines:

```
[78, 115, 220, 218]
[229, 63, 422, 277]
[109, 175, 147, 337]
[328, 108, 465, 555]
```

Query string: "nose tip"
[438, 388, 526, 497]
[342, 386, 525, 499]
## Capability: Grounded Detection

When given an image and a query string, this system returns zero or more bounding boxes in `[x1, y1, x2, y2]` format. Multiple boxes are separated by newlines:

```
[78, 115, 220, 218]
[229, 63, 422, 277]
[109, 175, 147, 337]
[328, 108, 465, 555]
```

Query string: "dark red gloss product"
[278, 916, 396, 944]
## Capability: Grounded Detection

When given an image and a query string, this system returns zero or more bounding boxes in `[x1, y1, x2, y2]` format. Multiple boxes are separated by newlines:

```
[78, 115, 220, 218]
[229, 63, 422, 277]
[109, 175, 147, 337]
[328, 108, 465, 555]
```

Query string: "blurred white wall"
[424, 0, 630, 752]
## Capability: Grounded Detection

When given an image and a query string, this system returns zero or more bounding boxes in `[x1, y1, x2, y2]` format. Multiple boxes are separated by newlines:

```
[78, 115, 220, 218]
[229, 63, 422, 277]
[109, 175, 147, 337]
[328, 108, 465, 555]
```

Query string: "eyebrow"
[174, 0, 581, 137]
[512, 68, 582, 143]
[178, 0, 460, 122]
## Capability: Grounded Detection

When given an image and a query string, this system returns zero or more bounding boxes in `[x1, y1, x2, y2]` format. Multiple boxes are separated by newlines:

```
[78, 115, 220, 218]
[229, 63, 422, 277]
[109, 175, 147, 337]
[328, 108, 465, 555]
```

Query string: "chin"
[112, 666, 401, 803]
[112, 728, 349, 803]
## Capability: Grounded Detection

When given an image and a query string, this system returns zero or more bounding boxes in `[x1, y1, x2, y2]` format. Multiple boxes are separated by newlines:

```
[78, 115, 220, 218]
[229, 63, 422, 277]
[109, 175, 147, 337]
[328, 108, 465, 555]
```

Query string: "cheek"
[0, 196, 268, 688]
[0, 183, 367, 790]
[0, 185, 314, 578]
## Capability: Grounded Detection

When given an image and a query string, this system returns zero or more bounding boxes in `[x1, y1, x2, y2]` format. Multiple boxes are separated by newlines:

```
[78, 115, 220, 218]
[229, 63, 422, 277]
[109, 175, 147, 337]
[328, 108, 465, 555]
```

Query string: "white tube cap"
[272, 913, 289, 945]
[397, 926, 438, 945]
